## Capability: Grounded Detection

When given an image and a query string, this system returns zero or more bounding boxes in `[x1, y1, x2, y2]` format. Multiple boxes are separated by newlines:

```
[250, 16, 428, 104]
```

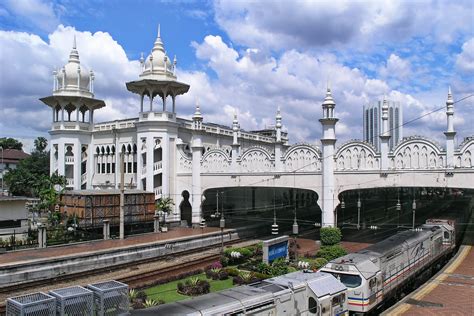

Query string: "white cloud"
[3, 0, 62, 32]
[0, 25, 140, 140]
[213, 0, 473, 52]
[379, 54, 411, 81]
[455, 38, 474, 74]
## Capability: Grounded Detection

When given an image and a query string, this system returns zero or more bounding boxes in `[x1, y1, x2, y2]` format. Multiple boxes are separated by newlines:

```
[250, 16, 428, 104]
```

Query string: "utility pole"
[119, 151, 125, 239]
[0, 146, 3, 195]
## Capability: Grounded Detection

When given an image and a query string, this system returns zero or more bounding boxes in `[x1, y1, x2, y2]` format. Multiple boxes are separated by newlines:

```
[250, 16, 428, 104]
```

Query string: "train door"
[368, 272, 383, 306]
[319, 297, 331, 316]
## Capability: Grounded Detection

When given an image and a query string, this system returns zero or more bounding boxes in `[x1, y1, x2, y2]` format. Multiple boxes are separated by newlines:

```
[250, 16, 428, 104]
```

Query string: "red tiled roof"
[2, 149, 30, 163]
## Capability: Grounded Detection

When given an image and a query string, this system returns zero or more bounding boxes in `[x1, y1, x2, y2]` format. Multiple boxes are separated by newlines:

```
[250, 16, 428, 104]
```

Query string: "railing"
[93, 119, 137, 131]
[66, 178, 74, 187]
[81, 173, 87, 183]
[65, 156, 74, 164]
[154, 186, 162, 197]
[81, 152, 87, 161]
[153, 161, 163, 172]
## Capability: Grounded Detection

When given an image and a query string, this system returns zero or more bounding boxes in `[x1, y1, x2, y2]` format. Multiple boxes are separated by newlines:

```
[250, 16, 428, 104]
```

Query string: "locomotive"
[320, 219, 456, 314]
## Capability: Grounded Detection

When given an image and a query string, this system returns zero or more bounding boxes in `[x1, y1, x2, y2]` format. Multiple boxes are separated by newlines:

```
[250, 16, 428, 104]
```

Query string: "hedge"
[320, 227, 342, 246]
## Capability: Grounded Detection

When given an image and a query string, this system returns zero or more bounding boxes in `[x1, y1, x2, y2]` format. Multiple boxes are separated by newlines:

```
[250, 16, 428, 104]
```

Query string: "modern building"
[363, 99, 403, 151]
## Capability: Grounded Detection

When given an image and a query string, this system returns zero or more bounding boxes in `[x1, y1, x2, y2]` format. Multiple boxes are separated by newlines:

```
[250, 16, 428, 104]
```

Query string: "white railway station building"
[40, 28, 474, 228]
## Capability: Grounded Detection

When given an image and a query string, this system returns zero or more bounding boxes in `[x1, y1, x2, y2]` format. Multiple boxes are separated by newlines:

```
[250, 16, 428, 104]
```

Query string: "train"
[133, 218, 459, 315]
[321, 218, 456, 315]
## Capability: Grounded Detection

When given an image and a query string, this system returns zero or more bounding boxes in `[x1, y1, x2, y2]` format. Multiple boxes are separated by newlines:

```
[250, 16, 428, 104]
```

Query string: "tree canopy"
[4, 137, 64, 203]
[0, 137, 23, 150]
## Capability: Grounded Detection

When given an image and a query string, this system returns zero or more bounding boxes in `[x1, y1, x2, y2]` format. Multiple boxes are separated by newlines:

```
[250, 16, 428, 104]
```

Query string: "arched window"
[308, 297, 318, 314]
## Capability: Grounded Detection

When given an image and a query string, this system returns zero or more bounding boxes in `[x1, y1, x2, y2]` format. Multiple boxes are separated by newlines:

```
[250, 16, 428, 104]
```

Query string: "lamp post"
[357, 193, 361, 230]
[219, 190, 225, 254]
[412, 199, 416, 230]
[272, 180, 278, 235]
[396, 191, 401, 228]
[0, 146, 4, 195]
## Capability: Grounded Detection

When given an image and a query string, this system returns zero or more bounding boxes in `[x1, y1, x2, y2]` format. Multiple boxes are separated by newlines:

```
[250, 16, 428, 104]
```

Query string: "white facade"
[41, 28, 474, 227]
[0, 197, 30, 240]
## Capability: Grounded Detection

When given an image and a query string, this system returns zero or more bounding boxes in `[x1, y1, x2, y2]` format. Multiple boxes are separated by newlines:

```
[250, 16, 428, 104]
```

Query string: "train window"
[444, 232, 450, 239]
[332, 294, 345, 306]
[369, 278, 376, 289]
[308, 297, 318, 314]
[332, 273, 362, 288]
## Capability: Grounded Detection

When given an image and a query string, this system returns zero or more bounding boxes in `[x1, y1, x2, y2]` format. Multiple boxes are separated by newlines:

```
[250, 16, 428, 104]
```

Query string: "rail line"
[0, 238, 246, 298]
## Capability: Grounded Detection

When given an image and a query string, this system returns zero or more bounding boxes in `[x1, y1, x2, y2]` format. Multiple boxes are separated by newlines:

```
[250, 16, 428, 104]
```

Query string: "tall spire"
[153, 24, 165, 52]
[69, 35, 80, 63]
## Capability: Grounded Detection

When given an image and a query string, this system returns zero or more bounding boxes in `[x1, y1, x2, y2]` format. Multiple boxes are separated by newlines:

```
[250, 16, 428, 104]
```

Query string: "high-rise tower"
[363, 100, 402, 151]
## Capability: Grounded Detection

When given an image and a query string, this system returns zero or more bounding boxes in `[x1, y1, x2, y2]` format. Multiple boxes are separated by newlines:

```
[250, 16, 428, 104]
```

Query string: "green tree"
[0, 137, 23, 150]
[4, 137, 63, 199]
[155, 197, 174, 223]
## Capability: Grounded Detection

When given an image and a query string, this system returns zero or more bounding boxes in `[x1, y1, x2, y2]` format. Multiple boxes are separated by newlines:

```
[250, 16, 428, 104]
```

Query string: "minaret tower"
[379, 96, 391, 169]
[40, 36, 105, 190]
[444, 86, 456, 168]
[319, 86, 338, 227]
[191, 101, 204, 225]
[231, 113, 240, 171]
[127, 25, 190, 203]
[274, 107, 283, 172]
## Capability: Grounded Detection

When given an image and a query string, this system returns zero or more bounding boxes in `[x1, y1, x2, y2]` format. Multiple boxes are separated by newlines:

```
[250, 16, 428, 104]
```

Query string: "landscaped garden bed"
[131, 229, 348, 310]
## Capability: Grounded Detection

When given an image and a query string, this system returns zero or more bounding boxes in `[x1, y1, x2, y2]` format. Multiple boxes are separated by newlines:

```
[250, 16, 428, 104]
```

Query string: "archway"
[180, 190, 192, 226]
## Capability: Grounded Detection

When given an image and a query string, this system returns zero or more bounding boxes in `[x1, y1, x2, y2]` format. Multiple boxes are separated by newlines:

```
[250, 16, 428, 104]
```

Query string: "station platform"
[0, 227, 221, 266]
[384, 245, 474, 315]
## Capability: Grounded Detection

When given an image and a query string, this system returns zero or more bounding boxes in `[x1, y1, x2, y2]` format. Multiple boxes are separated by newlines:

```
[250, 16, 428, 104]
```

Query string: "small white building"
[0, 196, 31, 241]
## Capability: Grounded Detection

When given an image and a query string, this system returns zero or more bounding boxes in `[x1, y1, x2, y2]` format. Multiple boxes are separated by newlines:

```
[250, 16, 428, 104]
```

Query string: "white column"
[86, 142, 94, 189]
[321, 136, 336, 227]
[445, 87, 456, 168]
[172, 95, 176, 113]
[58, 142, 65, 176]
[161, 136, 170, 197]
[191, 134, 203, 225]
[380, 99, 390, 170]
[140, 94, 144, 113]
[136, 139, 143, 190]
[73, 141, 81, 190]
[146, 137, 154, 192]
[49, 143, 56, 176]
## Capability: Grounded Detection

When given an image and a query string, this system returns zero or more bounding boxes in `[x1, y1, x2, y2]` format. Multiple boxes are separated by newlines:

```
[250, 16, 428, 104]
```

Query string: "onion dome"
[53, 36, 94, 97]
[140, 25, 176, 80]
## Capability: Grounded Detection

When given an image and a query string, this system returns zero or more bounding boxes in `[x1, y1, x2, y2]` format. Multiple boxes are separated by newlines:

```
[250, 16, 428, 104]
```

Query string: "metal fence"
[6, 292, 56, 316]
[87, 280, 129, 316]
[49, 286, 94, 316]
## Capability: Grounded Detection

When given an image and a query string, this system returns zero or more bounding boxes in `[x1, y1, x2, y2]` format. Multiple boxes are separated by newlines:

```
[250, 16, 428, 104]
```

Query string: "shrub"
[143, 299, 160, 308]
[220, 255, 229, 267]
[210, 261, 223, 269]
[224, 267, 240, 276]
[218, 270, 229, 280]
[129, 289, 137, 302]
[136, 291, 147, 301]
[320, 227, 342, 246]
[131, 301, 144, 310]
[317, 245, 347, 261]
[178, 278, 211, 296]
[309, 258, 328, 270]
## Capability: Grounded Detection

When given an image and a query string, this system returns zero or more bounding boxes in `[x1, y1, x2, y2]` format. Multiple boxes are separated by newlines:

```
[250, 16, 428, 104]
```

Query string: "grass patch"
[143, 273, 234, 304]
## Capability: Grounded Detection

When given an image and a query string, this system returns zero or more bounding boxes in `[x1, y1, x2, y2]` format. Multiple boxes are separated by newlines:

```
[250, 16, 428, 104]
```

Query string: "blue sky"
[0, 0, 473, 152]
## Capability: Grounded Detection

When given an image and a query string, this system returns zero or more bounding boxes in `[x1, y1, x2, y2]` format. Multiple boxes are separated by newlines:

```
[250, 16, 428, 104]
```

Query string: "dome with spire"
[140, 25, 177, 80]
[53, 36, 94, 97]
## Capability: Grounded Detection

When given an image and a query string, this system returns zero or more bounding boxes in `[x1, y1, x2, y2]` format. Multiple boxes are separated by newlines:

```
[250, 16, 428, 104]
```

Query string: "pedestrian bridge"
[177, 135, 474, 226]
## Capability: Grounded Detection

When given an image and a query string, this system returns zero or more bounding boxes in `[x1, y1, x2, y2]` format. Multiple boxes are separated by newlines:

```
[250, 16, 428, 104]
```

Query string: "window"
[332, 294, 345, 306]
[330, 273, 362, 288]
[308, 297, 318, 314]
[444, 231, 450, 239]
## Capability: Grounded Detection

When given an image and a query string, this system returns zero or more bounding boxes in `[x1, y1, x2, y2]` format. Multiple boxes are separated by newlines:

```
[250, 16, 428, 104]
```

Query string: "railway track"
[119, 253, 221, 288]
[0, 237, 253, 315]
[0, 237, 246, 295]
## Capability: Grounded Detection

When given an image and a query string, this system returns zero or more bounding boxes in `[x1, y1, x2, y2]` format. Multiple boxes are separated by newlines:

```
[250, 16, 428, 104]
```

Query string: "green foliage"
[320, 227, 342, 246]
[0, 137, 23, 150]
[309, 258, 328, 270]
[129, 289, 138, 302]
[316, 245, 347, 261]
[255, 258, 289, 277]
[156, 197, 174, 214]
[224, 247, 253, 258]
[143, 299, 160, 308]
[4, 137, 65, 200]
[224, 267, 240, 277]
